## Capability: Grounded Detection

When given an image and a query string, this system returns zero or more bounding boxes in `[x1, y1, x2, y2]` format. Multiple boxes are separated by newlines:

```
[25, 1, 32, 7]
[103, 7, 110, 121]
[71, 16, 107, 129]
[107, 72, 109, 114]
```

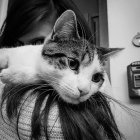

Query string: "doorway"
[74, 0, 110, 76]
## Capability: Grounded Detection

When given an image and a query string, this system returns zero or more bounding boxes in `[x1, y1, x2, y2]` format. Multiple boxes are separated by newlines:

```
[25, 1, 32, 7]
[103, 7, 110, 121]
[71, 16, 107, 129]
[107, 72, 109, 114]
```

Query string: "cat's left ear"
[97, 47, 124, 59]
[51, 10, 80, 40]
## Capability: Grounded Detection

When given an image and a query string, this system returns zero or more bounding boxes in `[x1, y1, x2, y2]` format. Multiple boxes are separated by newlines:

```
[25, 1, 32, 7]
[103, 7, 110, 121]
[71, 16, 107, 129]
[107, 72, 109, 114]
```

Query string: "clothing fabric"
[0, 82, 64, 140]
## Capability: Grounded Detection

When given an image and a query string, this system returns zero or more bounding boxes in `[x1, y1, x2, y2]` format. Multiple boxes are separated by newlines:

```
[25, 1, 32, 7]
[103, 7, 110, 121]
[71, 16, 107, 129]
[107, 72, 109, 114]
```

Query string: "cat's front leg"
[0, 55, 8, 72]
[0, 55, 9, 83]
[0, 67, 21, 84]
[0, 66, 39, 84]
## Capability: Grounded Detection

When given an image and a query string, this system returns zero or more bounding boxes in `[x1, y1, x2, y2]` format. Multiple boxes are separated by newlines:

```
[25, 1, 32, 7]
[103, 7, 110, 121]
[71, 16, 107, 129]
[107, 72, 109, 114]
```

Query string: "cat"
[0, 10, 122, 105]
[0, 10, 124, 140]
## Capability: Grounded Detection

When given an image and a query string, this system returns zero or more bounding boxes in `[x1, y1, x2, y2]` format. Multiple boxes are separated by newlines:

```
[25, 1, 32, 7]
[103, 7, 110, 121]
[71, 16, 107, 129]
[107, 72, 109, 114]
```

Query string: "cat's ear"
[97, 47, 124, 59]
[51, 10, 80, 40]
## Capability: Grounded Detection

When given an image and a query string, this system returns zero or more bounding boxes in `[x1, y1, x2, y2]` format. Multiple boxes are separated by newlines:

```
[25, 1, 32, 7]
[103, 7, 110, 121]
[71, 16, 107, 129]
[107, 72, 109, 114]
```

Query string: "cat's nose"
[78, 88, 89, 96]
[77, 79, 90, 96]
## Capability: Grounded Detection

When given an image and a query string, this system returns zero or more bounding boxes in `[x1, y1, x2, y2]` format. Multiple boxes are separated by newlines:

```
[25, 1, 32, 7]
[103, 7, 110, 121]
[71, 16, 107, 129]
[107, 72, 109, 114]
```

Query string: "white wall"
[107, 0, 140, 140]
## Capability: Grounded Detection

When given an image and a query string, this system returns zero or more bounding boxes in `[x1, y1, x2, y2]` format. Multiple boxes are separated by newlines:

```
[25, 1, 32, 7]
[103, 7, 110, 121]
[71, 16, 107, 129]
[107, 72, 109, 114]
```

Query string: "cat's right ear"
[50, 10, 80, 41]
[97, 47, 124, 60]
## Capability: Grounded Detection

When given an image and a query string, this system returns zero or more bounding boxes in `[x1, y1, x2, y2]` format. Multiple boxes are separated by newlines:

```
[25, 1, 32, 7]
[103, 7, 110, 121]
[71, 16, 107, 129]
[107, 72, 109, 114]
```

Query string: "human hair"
[0, 0, 92, 47]
[0, 0, 123, 140]
[1, 84, 123, 140]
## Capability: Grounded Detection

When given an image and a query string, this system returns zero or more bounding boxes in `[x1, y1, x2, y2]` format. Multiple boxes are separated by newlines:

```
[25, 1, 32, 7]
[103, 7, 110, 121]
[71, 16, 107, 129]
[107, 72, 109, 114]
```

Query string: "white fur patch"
[53, 50, 104, 104]
[0, 45, 43, 84]
[0, 46, 108, 104]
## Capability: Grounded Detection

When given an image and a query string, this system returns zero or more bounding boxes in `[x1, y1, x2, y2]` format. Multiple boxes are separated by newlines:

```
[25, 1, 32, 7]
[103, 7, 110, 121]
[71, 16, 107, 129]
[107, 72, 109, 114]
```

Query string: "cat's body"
[0, 40, 105, 104]
[0, 10, 112, 104]
[0, 10, 123, 140]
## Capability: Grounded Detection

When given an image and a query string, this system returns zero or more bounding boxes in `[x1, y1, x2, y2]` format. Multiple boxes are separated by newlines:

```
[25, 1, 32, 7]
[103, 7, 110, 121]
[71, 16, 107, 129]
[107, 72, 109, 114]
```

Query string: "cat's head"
[38, 10, 123, 104]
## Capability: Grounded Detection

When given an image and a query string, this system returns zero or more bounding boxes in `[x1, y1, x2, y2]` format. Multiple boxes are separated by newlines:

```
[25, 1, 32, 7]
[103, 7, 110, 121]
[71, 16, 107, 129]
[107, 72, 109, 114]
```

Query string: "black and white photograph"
[0, 0, 140, 140]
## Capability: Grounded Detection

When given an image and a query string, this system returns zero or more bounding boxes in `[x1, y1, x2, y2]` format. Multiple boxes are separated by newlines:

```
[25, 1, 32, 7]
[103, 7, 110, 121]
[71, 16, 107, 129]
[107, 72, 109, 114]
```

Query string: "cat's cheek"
[79, 90, 93, 102]
[55, 82, 80, 104]
[79, 95, 90, 102]
[56, 85, 80, 104]
[99, 72, 112, 95]
[79, 84, 99, 102]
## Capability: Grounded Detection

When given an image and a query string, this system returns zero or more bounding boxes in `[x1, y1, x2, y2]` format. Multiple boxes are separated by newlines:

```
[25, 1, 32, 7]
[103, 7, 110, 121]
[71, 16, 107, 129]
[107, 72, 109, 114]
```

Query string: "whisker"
[63, 83, 75, 93]
[2, 84, 43, 100]
[88, 31, 97, 43]
[40, 75, 77, 95]
[101, 92, 140, 116]
[78, 19, 86, 39]
[2, 83, 25, 97]
[40, 76, 76, 96]
[52, 91, 58, 100]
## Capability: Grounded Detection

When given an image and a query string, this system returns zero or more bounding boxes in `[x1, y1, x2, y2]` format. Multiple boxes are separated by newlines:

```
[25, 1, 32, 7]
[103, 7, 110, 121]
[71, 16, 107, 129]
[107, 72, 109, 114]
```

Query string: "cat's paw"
[0, 69, 13, 84]
[0, 67, 39, 84]
[0, 56, 8, 72]
[0, 68, 25, 84]
[0, 56, 10, 83]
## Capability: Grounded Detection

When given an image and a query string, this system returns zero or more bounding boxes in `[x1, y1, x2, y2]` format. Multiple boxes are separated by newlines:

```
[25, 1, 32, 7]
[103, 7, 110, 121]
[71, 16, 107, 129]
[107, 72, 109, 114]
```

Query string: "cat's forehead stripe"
[91, 51, 102, 71]
[81, 50, 102, 73]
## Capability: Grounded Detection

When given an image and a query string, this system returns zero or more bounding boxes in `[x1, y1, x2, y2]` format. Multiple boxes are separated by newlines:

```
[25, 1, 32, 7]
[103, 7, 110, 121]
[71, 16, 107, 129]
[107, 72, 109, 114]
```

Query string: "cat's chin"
[61, 95, 80, 104]
[61, 94, 91, 104]
[79, 93, 92, 103]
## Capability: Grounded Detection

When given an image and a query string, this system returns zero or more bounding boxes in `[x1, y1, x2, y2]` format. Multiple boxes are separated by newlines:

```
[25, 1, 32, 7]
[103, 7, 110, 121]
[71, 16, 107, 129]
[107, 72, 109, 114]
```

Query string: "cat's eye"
[15, 38, 45, 46]
[15, 40, 24, 46]
[92, 72, 103, 83]
[68, 58, 79, 71]
[30, 38, 45, 45]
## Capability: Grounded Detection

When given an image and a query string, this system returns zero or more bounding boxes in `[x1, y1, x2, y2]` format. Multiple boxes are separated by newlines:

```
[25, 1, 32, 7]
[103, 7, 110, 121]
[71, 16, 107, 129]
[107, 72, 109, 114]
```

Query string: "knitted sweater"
[0, 83, 64, 140]
[0, 72, 113, 140]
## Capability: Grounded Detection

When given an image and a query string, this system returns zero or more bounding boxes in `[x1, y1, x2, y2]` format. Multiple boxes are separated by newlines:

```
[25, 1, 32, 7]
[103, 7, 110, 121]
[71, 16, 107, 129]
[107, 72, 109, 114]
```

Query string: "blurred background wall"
[107, 0, 140, 140]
